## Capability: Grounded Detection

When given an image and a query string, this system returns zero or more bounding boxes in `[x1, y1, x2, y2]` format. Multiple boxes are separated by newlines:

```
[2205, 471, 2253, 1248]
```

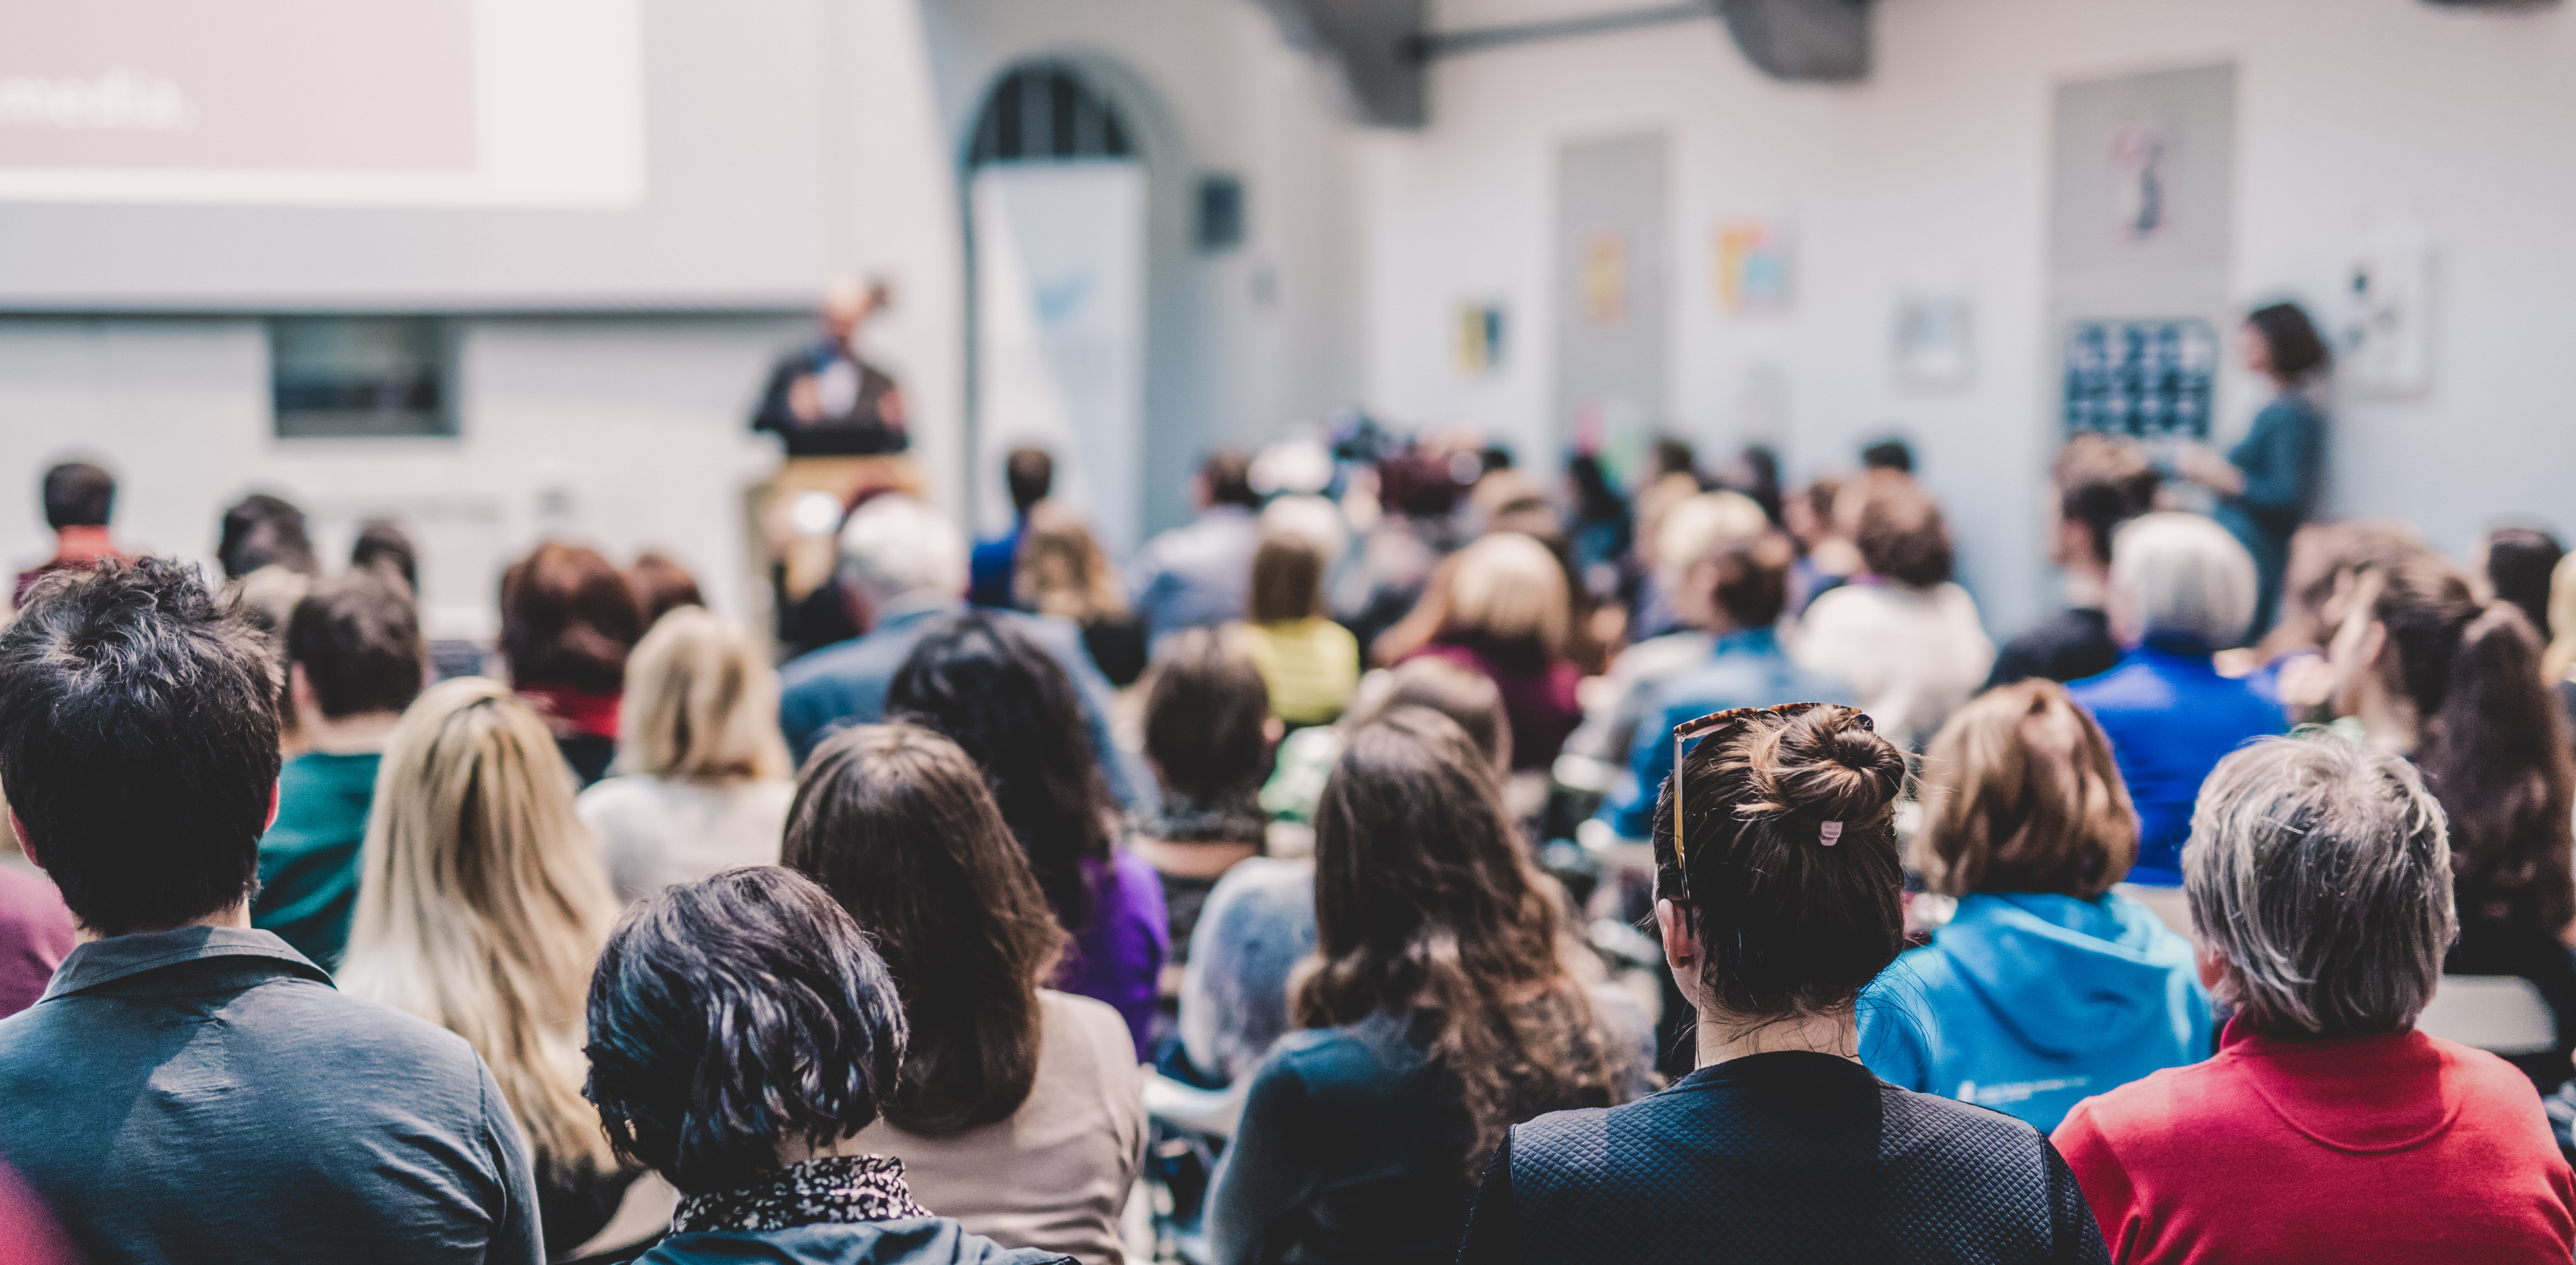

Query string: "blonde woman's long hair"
[341, 677, 622, 1179]
[620, 607, 792, 782]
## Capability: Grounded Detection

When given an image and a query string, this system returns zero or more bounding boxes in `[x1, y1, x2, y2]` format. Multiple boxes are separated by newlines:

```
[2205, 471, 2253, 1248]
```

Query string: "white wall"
[0, 315, 805, 634]
[1360, 0, 2576, 633]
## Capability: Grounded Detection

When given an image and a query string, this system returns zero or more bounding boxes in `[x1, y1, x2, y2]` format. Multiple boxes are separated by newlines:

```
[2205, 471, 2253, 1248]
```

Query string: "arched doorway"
[963, 63, 1150, 558]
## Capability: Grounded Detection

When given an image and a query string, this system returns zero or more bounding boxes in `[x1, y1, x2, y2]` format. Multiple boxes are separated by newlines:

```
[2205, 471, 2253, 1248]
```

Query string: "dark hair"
[1736, 444, 1784, 525]
[1651, 437, 1698, 482]
[2248, 301, 2332, 382]
[2356, 552, 2576, 940]
[218, 493, 318, 578]
[2056, 435, 2160, 567]
[1376, 451, 1460, 518]
[629, 552, 704, 630]
[1142, 629, 1271, 800]
[785, 725, 1063, 1135]
[1299, 709, 1627, 1174]
[1566, 456, 1624, 521]
[1860, 438, 1915, 474]
[501, 543, 643, 696]
[1248, 532, 1327, 624]
[887, 611, 1117, 930]
[286, 569, 426, 719]
[1854, 482, 1954, 588]
[42, 462, 114, 531]
[350, 520, 420, 593]
[1652, 704, 1908, 1017]
[1201, 450, 1259, 509]
[1006, 447, 1055, 514]
[1706, 531, 1795, 629]
[583, 867, 907, 1196]
[2486, 528, 2564, 643]
[0, 558, 280, 935]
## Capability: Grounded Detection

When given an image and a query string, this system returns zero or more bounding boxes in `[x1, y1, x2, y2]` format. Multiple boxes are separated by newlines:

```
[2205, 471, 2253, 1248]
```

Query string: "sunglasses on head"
[1667, 701, 1845, 900]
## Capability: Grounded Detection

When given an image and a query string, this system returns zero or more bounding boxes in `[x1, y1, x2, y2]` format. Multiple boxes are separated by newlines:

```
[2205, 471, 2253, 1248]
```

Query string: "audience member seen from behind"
[1458, 705, 2109, 1265]
[2066, 513, 2283, 885]
[0, 560, 543, 1264]
[888, 611, 1169, 1057]
[786, 726, 1144, 1265]
[253, 569, 427, 968]
[1161, 852, 1321, 1134]
[583, 868, 1076, 1265]
[2237, 519, 2421, 721]
[1259, 657, 1514, 828]
[14, 461, 130, 609]
[501, 541, 644, 787]
[1400, 532, 1585, 772]
[1564, 491, 1771, 777]
[0, 808, 72, 1020]
[1860, 682, 2210, 1131]
[2544, 551, 2576, 730]
[2328, 550, 2576, 1084]
[628, 551, 705, 630]
[578, 607, 796, 904]
[1782, 477, 1859, 616]
[1135, 629, 1274, 966]
[1210, 709, 1640, 1265]
[2173, 301, 2332, 636]
[1235, 531, 1361, 726]
[2054, 736, 2576, 1263]
[1129, 450, 1264, 648]
[1603, 530, 1853, 840]
[1016, 500, 1150, 687]
[1561, 455, 1633, 600]
[776, 495, 1140, 805]
[351, 518, 420, 593]
[339, 678, 633, 1257]
[218, 490, 321, 579]
[2486, 526, 2564, 647]
[972, 445, 1054, 609]
[1793, 479, 1994, 749]
[1987, 435, 2161, 688]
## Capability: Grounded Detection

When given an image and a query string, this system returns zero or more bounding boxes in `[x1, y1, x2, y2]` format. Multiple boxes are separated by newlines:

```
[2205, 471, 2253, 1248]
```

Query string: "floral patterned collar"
[671, 1154, 929, 1235]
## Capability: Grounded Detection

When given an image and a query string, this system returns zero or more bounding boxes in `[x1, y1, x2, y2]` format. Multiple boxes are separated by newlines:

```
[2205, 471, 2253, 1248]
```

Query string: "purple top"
[0, 865, 73, 1020]
[1055, 850, 1169, 1060]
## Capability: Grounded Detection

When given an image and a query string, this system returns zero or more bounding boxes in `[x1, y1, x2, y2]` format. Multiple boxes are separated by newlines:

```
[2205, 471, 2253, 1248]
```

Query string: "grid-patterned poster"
[2063, 318, 2218, 439]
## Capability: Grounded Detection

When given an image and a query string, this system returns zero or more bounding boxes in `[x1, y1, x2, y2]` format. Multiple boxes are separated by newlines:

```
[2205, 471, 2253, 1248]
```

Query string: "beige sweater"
[857, 990, 1146, 1265]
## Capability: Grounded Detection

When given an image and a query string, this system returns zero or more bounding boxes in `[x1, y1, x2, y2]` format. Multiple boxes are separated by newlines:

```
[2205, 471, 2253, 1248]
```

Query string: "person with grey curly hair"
[2053, 734, 2576, 1263]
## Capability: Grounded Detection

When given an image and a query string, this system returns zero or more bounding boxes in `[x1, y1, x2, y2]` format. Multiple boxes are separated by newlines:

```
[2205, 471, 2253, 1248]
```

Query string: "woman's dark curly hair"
[583, 867, 907, 1196]
[887, 611, 1118, 930]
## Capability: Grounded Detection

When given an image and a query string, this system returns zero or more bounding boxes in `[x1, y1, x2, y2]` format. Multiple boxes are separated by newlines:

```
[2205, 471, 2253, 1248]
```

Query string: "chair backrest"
[2414, 976, 2555, 1055]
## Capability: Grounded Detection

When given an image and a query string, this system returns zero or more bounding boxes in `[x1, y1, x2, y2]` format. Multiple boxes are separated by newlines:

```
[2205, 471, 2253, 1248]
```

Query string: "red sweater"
[2053, 1018, 2575, 1264]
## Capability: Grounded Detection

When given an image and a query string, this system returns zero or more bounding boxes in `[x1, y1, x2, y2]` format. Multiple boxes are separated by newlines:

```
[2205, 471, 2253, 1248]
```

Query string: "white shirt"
[576, 775, 795, 905]
[1791, 581, 1995, 750]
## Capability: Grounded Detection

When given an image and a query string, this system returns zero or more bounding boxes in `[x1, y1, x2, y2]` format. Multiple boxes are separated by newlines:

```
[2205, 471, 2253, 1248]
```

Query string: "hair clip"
[1818, 820, 1844, 846]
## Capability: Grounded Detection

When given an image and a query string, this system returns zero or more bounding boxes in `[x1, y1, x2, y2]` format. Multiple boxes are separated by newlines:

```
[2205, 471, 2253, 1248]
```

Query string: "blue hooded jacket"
[1858, 891, 2211, 1132]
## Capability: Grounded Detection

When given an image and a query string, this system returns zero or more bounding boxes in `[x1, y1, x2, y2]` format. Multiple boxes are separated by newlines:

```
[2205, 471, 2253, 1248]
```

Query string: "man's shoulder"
[779, 633, 893, 694]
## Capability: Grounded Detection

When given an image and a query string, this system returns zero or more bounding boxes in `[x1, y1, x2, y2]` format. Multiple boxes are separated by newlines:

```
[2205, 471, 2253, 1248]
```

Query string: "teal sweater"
[252, 751, 380, 969]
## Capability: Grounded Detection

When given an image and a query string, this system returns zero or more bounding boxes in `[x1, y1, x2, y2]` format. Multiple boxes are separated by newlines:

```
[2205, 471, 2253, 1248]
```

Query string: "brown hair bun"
[1756, 705, 1907, 829]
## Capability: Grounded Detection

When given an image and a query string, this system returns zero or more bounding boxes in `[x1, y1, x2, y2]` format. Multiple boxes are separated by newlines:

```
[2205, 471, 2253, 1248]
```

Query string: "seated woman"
[1235, 532, 1360, 727]
[1396, 532, 1585, 772]
[1458, 702, 2110, 1264]
[338, 679, 633, 1257]
[2054, 735, 2576, 1261]
[578, 607, 796, 904]
[785, 725, 1144, 1265]
[2328, 548, 2576, 1085]
[1260, 657, 1513, 829]
[583, 867, 1077, 1265]
[1792, 479, 1994, 750]
[500, 542, 644, 786]
[1016, 502, 1149, 688]
[889, 612, 1168, 1058]
[1860, 681, 2211, 1131]
[1208, 709, 1641, 1265]
[2066, 512, 2284, 885]
[1134, 629, 1274, 969]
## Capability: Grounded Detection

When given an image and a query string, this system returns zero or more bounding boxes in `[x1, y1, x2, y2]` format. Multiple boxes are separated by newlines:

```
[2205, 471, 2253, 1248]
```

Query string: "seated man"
[0, 560, 541, 1265]
[1986, 435, 2159, 689]
[1128, 451, 1263, 648]
[1562, 490, 1770, 777]
[13, 461, 130, 609]
[253, 569, 426, 968]
[779, 495, 1149, 805]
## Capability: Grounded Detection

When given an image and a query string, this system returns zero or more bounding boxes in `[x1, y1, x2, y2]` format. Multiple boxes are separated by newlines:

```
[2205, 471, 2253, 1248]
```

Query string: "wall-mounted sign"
[1455, 302, 1505, 375]
[1715, 220, 1791, 314]
[2343, 224, 2433, 397]
[2062, 318, 2218, 438]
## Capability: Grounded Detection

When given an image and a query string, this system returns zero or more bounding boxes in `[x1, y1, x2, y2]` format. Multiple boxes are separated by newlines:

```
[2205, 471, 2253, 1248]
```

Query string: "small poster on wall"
[1892, 292, 1974, 390]
[1715, 220, 1791, 314]
[1454, 302, 1505, 375]
[2343, 224, 2433, 396]
[2062, 318, 2218, 439]
[1582, 231, 1627, 325]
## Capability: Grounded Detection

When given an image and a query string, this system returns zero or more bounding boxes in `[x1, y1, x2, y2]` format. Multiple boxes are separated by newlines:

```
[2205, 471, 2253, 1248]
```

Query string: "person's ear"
[2361, 620, 2391, 672]
[1656, 898, 1704, 1011]
[288, 662, 321, 720]
[2195, 941, 2230, 995]
[1263, 716, 1285, 746]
